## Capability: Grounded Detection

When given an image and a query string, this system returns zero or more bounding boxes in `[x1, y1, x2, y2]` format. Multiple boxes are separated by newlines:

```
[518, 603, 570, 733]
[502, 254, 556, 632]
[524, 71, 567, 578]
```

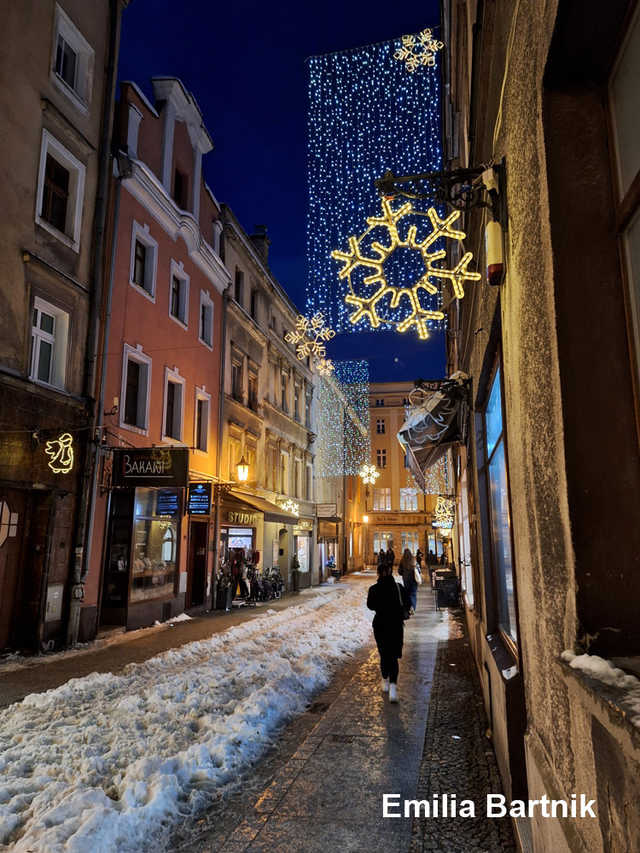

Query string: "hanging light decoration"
[432, 495, 454, 528]
[359, 462, 380, 485]
[331, 197, 481, 340]
[394, 28, 444, 72]
[45, 433, 74, 474]
[280, 498, 300, 516]
[285, 312, 335, 360]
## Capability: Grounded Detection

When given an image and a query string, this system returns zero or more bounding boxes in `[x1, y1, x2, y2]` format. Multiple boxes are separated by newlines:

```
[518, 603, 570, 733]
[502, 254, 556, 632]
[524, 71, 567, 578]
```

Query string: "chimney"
[250, 224, 270, 265]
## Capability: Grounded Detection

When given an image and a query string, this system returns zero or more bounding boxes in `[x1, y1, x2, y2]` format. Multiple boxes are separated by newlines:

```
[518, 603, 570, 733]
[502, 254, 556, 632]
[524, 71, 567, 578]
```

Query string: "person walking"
[367, 562, 405, 702]
[416, 548, 423, 569]
[386, 540, 395, 571]
[399, 548, 418, 614]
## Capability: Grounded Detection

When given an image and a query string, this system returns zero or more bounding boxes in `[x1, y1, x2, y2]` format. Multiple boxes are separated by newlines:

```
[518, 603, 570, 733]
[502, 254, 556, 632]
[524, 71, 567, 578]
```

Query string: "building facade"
[83, 78, 228, 637]
[443, 2, 640, 851]
[366, 382, 434, 565]
[0, 1, 126, 650]
[217, 206, 315, 590]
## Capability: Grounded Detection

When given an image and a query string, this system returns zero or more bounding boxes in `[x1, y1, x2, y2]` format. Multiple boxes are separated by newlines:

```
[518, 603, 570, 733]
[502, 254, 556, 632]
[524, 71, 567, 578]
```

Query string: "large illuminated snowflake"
[359, 462, 380, 485]
[394, 28, 444, 72]
[285, 312, 336, 360]
[434, 496, 454, 527]
[331, 198, 481, 340]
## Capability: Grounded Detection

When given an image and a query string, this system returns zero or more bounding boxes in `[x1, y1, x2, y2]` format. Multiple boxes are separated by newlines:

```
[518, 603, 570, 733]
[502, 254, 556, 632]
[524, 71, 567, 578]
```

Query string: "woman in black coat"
[367, 563, 405, 703]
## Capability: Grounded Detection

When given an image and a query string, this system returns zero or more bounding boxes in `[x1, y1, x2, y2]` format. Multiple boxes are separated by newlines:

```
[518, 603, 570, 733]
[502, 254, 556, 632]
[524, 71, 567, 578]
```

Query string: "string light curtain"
[306, 34, 442, 333]
[315, 360, 371, 478]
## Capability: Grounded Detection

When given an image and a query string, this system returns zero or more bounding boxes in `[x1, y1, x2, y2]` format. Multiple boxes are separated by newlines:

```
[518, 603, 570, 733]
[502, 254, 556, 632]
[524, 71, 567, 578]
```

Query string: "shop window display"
[131, 487, 179, 601]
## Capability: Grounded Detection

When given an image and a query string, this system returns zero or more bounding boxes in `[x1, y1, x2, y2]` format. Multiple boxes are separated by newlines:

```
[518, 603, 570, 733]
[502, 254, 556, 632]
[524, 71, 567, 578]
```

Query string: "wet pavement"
[174, 578, 517, 853]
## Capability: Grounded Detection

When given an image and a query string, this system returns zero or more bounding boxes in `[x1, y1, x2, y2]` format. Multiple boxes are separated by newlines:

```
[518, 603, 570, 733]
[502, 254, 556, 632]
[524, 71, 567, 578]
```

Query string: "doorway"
[187, 520, 208, 608]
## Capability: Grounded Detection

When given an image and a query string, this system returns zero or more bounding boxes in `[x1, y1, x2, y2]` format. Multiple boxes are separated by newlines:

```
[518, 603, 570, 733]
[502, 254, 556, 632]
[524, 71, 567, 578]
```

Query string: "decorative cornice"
[122, 157, 230, 294]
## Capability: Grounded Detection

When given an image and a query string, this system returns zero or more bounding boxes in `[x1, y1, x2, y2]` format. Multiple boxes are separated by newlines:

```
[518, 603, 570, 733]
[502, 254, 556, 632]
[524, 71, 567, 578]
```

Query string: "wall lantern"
[236, 455, 249, 482]
[363, 514, 369, 524]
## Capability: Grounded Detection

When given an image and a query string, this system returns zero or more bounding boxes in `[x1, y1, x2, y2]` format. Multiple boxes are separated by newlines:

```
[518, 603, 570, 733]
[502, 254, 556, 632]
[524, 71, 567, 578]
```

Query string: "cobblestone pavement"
[174, 579, 517, 853]
[408, 613, 517, 853]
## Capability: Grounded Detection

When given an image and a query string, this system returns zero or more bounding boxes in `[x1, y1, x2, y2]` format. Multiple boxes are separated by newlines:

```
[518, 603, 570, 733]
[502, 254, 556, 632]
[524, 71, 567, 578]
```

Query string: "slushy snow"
[0, 587, 371, 851]
[561, 650, 640, 728]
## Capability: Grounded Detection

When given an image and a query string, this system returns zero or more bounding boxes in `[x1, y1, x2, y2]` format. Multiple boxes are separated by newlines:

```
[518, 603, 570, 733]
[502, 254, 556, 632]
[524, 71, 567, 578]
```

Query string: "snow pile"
[0, 587, 371, 852]
[561, 650, 640, 728]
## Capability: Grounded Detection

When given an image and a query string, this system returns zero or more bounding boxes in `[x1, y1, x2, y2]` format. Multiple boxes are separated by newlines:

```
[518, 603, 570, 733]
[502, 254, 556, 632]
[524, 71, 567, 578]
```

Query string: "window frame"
[373, 487, 391, 512]
[120, 343, 152, 434]
[376, 448, 387, 469]
[399, 488, 418, 512]
[162, 366, 185, 443]
[194, 387, 211, 454]
[35, 130, 86, 252]
[376, 418, 386, 434]
[168, 260, 189, 328]
[234, 267, 244, 306]
[199, 290, 214, 350]
[29, 296, 70, 390]
[129, 221, 158, 301]
[50, 4, 94, 113]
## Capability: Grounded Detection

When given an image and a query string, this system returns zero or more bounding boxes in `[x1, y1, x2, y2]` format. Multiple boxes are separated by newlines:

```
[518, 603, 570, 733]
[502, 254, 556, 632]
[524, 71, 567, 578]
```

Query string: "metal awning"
[230, 490, 299, 524]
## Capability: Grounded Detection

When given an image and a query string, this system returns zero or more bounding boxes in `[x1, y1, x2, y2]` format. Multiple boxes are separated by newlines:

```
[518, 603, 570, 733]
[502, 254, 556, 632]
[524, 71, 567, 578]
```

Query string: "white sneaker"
[389, 683, 398, 703]
[382, 678, 390, 693]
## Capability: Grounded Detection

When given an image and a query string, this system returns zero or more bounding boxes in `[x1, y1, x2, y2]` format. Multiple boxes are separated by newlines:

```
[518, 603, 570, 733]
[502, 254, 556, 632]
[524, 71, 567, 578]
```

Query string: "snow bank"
[0, 588, 371, 852]
[561, 650, 640, 728]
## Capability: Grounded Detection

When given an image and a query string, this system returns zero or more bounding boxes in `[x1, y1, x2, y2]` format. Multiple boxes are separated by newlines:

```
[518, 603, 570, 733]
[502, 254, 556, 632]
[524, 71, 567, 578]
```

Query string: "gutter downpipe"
[67, 0, 123, 645]
[211, 279, 231, 610]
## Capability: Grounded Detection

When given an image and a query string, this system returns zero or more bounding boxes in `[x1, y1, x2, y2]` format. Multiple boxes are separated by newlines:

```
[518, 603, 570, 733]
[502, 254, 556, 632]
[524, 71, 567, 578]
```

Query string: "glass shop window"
[131, 488, 179, 602]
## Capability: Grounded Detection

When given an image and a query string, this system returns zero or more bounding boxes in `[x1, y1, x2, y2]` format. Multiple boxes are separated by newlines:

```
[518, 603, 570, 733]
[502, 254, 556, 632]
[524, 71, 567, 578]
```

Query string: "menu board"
[188, 482, 212, 516]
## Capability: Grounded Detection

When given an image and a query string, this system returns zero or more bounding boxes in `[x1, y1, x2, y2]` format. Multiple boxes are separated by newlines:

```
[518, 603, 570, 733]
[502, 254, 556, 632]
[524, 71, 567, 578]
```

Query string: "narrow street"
[0, 578, 516, 852]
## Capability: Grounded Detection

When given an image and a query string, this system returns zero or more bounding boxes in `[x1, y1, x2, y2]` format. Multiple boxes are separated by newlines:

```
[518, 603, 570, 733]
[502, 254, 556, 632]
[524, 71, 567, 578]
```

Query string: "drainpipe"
[66, 0, 123, 646]
[211, 280, 231, 609]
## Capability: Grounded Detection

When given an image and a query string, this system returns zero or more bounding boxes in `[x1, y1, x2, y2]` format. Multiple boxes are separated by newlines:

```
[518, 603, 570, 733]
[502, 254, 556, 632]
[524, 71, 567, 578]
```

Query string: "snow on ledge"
[561, 650, 640, 728]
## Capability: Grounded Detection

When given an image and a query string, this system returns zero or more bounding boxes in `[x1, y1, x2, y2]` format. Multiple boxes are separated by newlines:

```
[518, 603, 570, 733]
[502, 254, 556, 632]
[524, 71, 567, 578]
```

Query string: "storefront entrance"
[187, 520, 208, 608]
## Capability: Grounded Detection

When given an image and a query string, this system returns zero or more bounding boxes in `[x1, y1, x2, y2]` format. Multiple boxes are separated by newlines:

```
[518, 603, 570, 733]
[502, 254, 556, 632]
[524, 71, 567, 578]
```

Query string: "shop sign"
[294, 519, 313, 532]
[227, 510, 258, 525]
[188, 482, 212, 515]
[156, 489, 180, 516]
[112, 447, 188, 488]
[317, 503, 337, 518]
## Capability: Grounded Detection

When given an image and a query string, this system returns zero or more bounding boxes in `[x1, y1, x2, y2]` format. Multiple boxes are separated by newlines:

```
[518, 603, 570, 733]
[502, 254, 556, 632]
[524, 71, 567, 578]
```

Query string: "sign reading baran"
[112, 448, 189, 488]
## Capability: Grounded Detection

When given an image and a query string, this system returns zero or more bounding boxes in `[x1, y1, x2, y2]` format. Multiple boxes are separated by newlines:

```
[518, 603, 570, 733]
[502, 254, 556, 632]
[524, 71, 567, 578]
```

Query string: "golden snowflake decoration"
[285, 312, 336, 360]
[394, 28, 444, 72]
[359, 463, 380, 485]
[331, 197, 481, 340]
[280, 499, 299, 515]
[315, 357, 335, 376]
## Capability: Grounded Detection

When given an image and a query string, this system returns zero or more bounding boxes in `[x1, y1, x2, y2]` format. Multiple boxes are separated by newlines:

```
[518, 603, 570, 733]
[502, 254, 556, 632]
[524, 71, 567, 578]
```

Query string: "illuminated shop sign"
[112, 448, 188, 488]
[227, 510, 257, 525]
[188, 483, 212, 515]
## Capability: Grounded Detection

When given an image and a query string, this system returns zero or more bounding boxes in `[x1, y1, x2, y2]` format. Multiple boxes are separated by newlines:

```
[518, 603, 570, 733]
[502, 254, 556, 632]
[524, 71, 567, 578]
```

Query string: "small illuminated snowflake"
[394, 28, 444, 72]
[331, 197, 481, 340]
[280, 499, 299, 515]
[359, 463, 380, 485]
[285, 312, 336, 360]
[315, 357, 335, 377]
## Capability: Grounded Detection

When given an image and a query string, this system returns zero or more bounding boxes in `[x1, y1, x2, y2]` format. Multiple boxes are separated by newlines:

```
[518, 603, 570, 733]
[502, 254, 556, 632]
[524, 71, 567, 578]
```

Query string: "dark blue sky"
[118, 0, 445, 381]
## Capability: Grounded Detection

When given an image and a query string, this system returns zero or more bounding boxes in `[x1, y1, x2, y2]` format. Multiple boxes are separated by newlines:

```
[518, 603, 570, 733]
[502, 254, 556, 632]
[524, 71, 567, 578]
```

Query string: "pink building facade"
[81, 78, 229, 638]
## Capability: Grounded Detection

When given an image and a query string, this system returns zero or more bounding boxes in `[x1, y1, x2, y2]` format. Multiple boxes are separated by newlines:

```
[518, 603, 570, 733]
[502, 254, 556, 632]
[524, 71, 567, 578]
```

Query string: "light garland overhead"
[285, 312, 335, 360]
[359, 462, 380, 485]
[306, 36, 441, 332]
[394, 28, 444, 72]
[280, 499, 299, 516]
[332, 197, 481, 340]
[315, 360, 371, 478]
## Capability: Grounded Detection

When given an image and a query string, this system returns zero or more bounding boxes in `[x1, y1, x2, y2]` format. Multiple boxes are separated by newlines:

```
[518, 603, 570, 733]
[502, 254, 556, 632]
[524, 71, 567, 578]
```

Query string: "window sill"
[198, 336, 213, 352]
[35, 215, 79, 253]
[169, 313, 188, 331]
[30, 376, 68, 395]
[129, 280, 156, 303]
[50, 71, 89, 115]
[118, 422, 149, 437]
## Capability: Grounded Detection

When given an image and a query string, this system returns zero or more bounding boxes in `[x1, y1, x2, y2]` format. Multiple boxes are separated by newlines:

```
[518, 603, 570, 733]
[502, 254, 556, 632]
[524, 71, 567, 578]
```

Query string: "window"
[400, 488, 418, 511]
[459, 466, 474, 606]
[376, 418, 385, 434]
[131, 488, 178, 602]
[231, 355, 243, 401]
[306, 465, 312, 501]
[234, 268, 244, 305]
[199, 291, 214, 349]
[294, 459, 301, 498]
[228, 435, 241, 480]
[281, 452, 289, 494]
[121, 344, 151, 432]
[294, 384, 300, 421]
[373, 488, 391, 511]
[269, 314, 276, 331]
[51, 5, 94, 110]
[162, 368, 184, 441]
[129, 222, 158, 299]
[375, 398, 384, 407]
[173, 168, 188, 209]
[35, 130, 86, 251]
[373, 530, 394, 553]
[480, 366, 517, 644]
[30, 297, 69, 389]
[401, 531, 420, 553]
[194, 389, 210, 452]
[403, 398, 409, 406]
[246, 441, 257, 481]
[250, 289, 258, 321]
[376, 448, 387, 468]
[168, 262, 189, 327]
[248, 369, 258, 411]
[281, 371, 288, 412]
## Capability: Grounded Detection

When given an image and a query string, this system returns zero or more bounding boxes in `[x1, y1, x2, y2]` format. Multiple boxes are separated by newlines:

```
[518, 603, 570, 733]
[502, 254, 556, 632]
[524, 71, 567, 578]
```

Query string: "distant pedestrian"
[386, 540, 395, 570]
[428, 549, 436, 564]
[399, 548, 418, 613]
[367, 562, 405, 703]
[440, 552, 446, 566]
[416, 548, 423, 569]
[377, 549, 386, 570]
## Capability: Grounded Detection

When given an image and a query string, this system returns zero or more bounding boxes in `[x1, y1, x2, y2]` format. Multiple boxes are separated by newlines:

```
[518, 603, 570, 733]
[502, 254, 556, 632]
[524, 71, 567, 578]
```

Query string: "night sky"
[118, 0, 445, 382]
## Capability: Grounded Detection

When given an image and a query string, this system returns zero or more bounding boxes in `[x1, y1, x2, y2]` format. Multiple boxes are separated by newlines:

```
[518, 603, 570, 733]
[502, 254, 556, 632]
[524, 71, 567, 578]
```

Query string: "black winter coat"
[367, 575, 405, 659]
